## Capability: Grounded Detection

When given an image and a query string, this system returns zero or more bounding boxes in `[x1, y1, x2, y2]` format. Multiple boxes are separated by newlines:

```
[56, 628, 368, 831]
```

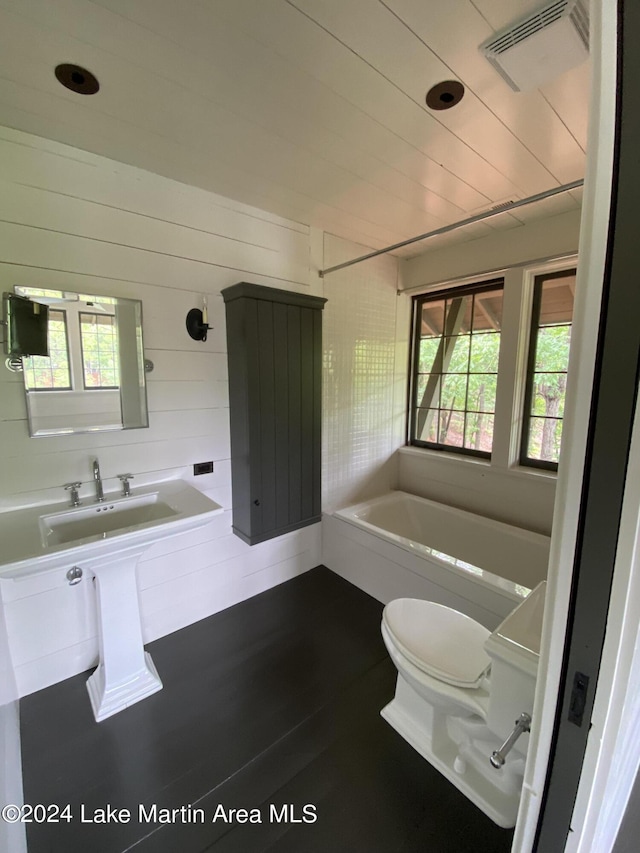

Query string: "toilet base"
[382, 676, 525, 828]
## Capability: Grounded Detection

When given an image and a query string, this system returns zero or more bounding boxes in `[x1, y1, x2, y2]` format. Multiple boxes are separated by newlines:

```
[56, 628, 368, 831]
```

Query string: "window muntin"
[23, 309, 71, 391]
[79, 312, 120, 389]
[410, 281, 504, 457]
[521, 269, 576, 469]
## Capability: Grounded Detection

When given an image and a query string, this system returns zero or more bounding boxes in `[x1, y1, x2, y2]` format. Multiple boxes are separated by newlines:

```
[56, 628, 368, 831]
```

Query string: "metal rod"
[318, 179, 584, 278]
[490, 712, 532, 769]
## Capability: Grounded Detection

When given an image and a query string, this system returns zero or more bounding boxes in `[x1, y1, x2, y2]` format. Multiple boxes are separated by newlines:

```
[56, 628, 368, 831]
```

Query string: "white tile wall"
[322, 234, 402, 511]
[0, 126, 323, 696]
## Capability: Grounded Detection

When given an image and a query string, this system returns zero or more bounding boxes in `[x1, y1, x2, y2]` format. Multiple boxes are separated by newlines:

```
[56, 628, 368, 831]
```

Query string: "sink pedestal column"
[86, 549, 162, 722]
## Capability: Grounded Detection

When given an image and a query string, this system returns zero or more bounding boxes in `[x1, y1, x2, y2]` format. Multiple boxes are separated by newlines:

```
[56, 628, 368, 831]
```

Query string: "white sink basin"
[0, 479, 223, 578]
[39, 492, 178, 547]
[0, 479, 224, 722]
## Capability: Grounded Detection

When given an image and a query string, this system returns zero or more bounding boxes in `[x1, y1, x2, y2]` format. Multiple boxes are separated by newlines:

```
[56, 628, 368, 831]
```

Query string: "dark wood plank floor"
[20, 566, 514, 852]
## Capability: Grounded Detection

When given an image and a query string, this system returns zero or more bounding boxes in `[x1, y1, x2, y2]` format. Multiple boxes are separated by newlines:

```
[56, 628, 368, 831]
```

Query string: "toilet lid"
[383, 599, 492, 687]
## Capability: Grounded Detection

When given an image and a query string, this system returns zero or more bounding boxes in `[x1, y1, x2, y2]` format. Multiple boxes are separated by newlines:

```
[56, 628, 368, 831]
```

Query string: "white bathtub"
[324, 491, 551, 629]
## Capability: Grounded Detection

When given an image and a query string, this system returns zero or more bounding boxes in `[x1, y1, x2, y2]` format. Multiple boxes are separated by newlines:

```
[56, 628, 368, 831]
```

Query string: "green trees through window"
[521, 270, 575, 468]
[411, 282, 503, 457]
[23, 309, 71, 390]
[80, 312, 120, 389]
[409, 267, 575, 469]
[22, 305, 120, 393]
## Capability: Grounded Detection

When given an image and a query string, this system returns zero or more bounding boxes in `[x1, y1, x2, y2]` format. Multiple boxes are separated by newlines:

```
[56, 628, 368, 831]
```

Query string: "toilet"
[381, 582, 546, 828]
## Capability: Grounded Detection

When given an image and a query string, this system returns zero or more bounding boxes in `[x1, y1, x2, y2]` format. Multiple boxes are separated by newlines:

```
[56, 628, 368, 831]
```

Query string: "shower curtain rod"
[318, 178, 584, 278]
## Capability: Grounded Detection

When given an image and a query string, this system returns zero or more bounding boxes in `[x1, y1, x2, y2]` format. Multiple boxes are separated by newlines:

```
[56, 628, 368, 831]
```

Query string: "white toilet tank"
[484, 581, 546, 751]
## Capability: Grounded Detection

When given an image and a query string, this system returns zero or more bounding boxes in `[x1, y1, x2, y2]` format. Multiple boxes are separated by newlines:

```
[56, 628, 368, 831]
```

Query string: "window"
[521, 269, 576, 469]
[407, 263, 577, 472]
[80, 312, 120, 389]
[409, 281, 504, 457]
[23, 309, 71, 391]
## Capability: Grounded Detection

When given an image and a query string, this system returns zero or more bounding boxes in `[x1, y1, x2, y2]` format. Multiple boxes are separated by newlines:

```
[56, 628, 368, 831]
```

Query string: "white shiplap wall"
[0, 126, 323, 696]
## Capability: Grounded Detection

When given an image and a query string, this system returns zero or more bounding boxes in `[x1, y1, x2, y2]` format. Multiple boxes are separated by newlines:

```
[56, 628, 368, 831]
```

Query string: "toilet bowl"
[380, 582, 546, 829]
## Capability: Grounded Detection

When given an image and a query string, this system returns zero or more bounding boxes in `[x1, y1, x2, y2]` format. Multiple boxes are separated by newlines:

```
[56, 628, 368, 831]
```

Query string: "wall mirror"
[13, 287, 149, 437]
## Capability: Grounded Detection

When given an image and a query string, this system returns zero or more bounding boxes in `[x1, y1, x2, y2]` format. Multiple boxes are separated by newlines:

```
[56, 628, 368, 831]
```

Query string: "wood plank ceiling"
[0, 0, 589, 256]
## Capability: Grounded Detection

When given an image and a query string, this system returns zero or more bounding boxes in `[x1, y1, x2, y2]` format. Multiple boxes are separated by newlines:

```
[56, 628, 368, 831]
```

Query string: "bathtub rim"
[332, 490, 550, 603]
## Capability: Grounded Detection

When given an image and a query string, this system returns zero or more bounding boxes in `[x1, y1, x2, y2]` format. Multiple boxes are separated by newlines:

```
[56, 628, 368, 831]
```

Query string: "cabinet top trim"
[221, 282, 327, 309]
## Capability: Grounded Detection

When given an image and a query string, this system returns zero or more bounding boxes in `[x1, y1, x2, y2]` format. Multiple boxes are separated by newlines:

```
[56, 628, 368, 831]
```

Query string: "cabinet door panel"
[273, 302, 291, 530]
[223, 283, 326, 545]
[312, 307, 323, 521]
[300, 306, 315, 523]
[287, 305, 303, 527]
[257, 299, 277, 533]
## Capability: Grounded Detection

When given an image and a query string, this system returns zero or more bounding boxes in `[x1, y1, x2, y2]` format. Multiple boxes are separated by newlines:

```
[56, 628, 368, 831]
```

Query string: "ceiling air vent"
[480, 0, 589, 92]
[489, 200, 516, 212]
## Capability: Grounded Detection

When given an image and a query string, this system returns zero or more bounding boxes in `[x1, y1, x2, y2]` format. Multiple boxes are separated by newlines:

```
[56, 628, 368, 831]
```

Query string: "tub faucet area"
[93, 458, 104, 502]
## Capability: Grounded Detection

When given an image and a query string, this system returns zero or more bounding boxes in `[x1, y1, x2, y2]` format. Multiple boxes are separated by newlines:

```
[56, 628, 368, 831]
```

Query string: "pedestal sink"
[0, 480, 223, 721]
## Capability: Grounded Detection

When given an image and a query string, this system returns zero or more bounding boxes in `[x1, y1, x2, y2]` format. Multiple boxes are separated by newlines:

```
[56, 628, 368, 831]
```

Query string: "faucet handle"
[64, 482, 82, 507]
[117, 473, 134, 497]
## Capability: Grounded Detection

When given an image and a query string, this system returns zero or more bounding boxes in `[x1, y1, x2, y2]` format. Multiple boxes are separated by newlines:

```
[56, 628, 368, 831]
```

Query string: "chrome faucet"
[64, 481, 82, 507]
[117, 473, 134, 497]
[93, 458, 104, 502]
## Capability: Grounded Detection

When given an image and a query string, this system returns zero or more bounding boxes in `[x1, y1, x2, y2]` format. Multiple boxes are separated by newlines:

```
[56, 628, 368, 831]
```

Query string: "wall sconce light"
[186, 296, 211, 342]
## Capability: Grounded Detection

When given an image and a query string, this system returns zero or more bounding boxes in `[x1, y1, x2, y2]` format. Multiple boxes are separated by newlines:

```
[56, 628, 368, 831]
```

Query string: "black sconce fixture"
[186, 297, 211, 342]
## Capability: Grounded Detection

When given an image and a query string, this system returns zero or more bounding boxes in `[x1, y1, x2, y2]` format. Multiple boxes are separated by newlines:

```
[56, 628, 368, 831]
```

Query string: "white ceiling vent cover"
[480, 0, 589, 92]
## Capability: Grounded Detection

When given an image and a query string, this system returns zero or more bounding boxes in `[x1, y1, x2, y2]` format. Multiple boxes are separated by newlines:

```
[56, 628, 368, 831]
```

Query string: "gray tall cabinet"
[221, 283, 327, 545]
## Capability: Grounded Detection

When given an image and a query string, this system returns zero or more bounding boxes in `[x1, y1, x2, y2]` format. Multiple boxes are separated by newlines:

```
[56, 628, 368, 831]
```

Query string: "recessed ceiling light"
[425, 80, 465, 110]
[55, 63, 100, 95]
